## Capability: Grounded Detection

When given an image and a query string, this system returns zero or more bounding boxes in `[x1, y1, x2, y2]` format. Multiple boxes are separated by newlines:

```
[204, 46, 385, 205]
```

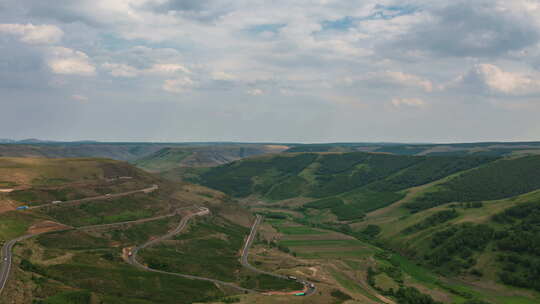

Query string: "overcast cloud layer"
[1, 0, 540, 143]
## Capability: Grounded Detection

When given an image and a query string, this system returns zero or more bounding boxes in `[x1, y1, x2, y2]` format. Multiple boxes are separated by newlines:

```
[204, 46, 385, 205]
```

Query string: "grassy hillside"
[198, 152, 495, 220]
[286, 142, 540, 156]
[0, 143, 173, 161]
[355, 185, 540, 304]
[405, 156, 540, 212]
[134, 144, 287, 173]
[0, 143, 289, 163]
[0, 157, 257, 303]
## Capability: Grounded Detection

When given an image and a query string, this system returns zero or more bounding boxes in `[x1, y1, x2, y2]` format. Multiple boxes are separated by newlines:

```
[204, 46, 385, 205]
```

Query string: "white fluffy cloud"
[101, 62, 191, 78]
[148, 64, 191, 75]
[162, 76, 197, 93]
[391, 98, 426, 108]
[473, 64, 538, 94]
[385, 71, 433, 92]
[450, 63, 540, 95]
[47, 47, 96, 76]
[211, 71, 236, 81]
[102, 63, 139, 77]
[0, 23, 63, 44]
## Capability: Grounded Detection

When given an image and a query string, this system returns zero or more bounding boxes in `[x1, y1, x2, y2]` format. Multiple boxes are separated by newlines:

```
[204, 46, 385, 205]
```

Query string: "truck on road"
[16, 206, 29, 210]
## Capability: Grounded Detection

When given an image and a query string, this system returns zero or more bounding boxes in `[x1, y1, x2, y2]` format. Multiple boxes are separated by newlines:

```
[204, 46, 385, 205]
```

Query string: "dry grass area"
[0, 157, 115, 187]
[0, 199, 15, 213]
[27, 220, 70, 234]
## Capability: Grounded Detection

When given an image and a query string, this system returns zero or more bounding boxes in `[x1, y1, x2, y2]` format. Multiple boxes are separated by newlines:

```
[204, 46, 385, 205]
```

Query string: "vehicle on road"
[52, 200, 62, 204]
[287, 275, 297, 280]
[16, 206, 29, 210]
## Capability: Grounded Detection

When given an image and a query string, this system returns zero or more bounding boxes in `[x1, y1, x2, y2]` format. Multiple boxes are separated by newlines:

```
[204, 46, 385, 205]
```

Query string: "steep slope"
[405, 155, 540, 212]
[359, 188, 540, 300]
[0, 157, 261, 304]
[197, 152, 495, 220]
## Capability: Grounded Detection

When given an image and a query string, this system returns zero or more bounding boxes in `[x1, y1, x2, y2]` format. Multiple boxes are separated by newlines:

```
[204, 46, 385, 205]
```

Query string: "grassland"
[198, 152, 496, 221]
[40, 193, 165, 227]
[0, 157, 245, 303]
[134, 145, 288, 173]
[15, 226, 226, 303]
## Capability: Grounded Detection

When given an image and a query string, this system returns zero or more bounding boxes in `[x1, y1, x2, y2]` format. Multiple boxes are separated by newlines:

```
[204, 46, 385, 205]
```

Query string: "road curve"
[1, 203, 313, 298]
[0, 205, 206, 297]
[0, 185, 159, 297]
[126, 207, 255, 294]
[0, 234, 33, 296]
[241, 215, 317, 296]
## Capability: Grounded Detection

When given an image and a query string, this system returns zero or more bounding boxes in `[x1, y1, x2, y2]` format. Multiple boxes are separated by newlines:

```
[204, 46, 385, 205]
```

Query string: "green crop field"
[276, 226, 326, 235]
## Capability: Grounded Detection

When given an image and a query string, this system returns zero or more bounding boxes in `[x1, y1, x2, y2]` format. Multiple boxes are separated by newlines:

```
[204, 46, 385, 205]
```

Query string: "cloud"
[0, 23, 63, 44]
[335, 71, 433, 92]
[385, 71, 433, 92]
[71, 94, 89, 102]
[390, 1, 540, 57]
[162, 76, 197, 93]
[46, 47, 96, 76]
[211, 71, 236, 81]
[147, 63, 191, 75]
[102, 62, 139, 77]
[101, 62, 191, 78]
[246, 88, 264, 96]
[391, 98, 426, 108]
[449, 64, 540, 95]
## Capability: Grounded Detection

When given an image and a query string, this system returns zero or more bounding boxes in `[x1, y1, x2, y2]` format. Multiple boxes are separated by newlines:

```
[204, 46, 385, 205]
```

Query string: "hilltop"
[286, 142, 540, 156]
[134, 144, 288, 172]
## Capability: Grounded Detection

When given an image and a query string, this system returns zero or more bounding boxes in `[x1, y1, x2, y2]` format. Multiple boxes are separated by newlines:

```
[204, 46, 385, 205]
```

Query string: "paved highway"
[0, 234, 33, 296]
[241, 215, 317, 296]
[126, 207, 255, 294]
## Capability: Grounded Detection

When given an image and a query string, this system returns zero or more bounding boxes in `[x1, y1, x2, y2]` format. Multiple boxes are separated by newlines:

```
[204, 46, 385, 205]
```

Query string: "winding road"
[241, 215, 317, 296]
[126, 207, 255, 294]
[1, 191, 315, 298]
[0, 184, 159, 297]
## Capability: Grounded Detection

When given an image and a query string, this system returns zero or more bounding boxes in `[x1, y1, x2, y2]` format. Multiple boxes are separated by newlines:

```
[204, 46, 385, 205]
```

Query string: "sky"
[1, 0, 540, 143]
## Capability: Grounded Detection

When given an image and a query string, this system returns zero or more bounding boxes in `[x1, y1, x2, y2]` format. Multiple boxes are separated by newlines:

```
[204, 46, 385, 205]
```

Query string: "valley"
[1, 146, 540, 304]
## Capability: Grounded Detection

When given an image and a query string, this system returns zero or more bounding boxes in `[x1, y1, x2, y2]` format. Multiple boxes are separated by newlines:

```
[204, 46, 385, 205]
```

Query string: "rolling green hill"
[359, 189, 540, 300]
[133, 144, 288, 173]
[405, 156, 540, 212]
[0, 157, 262, 304]
[286, 142, 540, 156]
[198, 152, 495, 220]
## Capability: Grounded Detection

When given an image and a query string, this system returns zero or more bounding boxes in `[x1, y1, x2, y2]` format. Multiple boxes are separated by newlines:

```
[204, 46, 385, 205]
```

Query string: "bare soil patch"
[0, 200, 15, 213]
[27, 220, 70, 234]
